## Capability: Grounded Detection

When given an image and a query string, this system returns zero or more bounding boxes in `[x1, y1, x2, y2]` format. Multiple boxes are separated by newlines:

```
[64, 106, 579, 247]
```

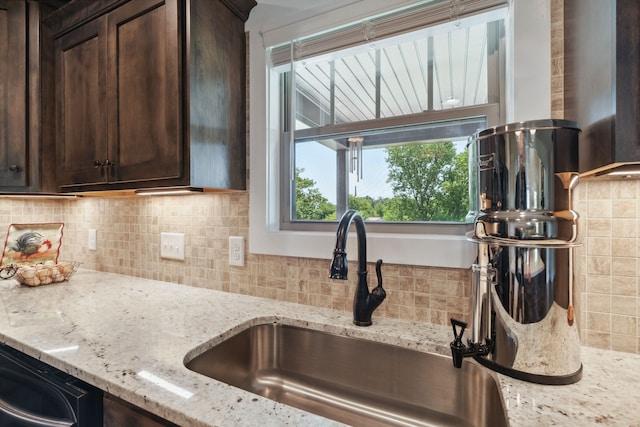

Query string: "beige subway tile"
[611, 296, 637, 316]
[446, 268, 470, 282]
[330, 282, 350, 298]
[611, 257, 637, 277]
[550, 66, 564, 91]
[587, 200, 612, 218]
[415, 308, 430, 323]
[415, 293, 430, 307]
[611, 334, 637, 353]
[587, 256, 611, 275]
[429, 268, 448, 280]
[587, 181, 612, 200]
[586, 293, 611, 313]
[612, 200, 637, 219]
[612, 315, 637, 336]
[586, 312, 611, 332]
[331, 297, 350, 313]
[396, 306, 416, 322]
[585, 219, 611, 237]
[587, 237, 611, 256]
[446, 296, 468, 315]
[391, 290, 414, 307]
[430, 279, 449, 296]
[550, 35, 563, 59]
[431, 295, 447, 311]
[611, 276, 636, 296]
[612, 219, 638, 238]
[612, 238, 637, 258]
[585, 330, 611, 350]
[612, 180, 638, 199]
[430, 310, 448, 326]
[415, 278, 430, 293]
[446, 281, 465, 297]
[394, 276, 414, 292]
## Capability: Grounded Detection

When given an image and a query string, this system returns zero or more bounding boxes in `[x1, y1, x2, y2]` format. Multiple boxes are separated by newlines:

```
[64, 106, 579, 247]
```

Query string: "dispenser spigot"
[449, 318, 493, 368]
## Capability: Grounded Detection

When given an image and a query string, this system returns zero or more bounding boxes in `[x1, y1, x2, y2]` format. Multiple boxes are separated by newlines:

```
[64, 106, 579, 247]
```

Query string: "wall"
[0, 0, 637, 354]
[0, 195, 471, 326]
[550, 0, 638, 354]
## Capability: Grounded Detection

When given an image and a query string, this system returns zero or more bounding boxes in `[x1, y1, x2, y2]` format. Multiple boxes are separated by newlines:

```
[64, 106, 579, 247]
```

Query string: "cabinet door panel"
[56, 18, 108, 187]
[107, 0, 181, 183]
[0, 0, 27, 186]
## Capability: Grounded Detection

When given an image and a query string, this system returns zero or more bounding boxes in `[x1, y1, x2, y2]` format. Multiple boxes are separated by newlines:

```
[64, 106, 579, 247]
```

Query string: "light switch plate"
[88, 229, 97, 251]
[229, 236, 244, 266]
[161, 232, 185, 260]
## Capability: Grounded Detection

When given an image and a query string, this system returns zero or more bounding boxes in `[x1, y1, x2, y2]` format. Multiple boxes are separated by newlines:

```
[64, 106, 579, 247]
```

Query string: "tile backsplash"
[1, 0, 638, 354]
[1, 178, 638, 354]
[0, 195, 472, 327]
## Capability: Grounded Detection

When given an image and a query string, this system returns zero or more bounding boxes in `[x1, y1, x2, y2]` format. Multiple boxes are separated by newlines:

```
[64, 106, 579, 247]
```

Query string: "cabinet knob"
[104, 159, 114, 167]
[93, 160, 104, 168]
[8, 164, 21, 172]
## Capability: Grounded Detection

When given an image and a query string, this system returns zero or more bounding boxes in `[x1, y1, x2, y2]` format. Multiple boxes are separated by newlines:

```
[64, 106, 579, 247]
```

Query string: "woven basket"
[15, 261, 79, 287]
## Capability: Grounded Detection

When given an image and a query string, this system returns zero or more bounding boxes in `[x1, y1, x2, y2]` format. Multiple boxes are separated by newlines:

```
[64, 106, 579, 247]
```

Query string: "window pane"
[334, 53, 377, 122]
[280, 10, 504, 226]
[293, 139, 337, 220]
[289, 19, 498, 129]
[294, 63, 332, 128]
[379, 39, 429, 117]
[293, 118, 485, 223]
[432, 22, 489, 109]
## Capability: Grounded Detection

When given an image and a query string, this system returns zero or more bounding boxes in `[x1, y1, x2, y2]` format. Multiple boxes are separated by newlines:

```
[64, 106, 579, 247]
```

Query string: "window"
[271, 1, 506, 231]
[248, 0, 552, 267]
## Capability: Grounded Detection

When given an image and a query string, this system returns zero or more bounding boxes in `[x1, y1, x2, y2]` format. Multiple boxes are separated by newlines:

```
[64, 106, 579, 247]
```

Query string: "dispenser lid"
[473, 119, 580, 140]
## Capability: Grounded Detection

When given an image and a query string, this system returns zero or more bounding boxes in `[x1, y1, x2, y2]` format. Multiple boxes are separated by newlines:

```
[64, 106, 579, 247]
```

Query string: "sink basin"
[185, 323, 509, 427]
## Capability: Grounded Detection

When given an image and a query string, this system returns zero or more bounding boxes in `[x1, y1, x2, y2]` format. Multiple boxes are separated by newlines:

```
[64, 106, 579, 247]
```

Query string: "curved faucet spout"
[330, 210, 386, 326]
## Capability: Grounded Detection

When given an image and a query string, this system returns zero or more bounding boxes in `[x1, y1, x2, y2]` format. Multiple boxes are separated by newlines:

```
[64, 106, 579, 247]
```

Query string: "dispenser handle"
[451, 318, 467, 343]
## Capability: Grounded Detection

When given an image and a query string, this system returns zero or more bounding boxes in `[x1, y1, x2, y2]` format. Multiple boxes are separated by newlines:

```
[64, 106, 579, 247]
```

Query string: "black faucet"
[449, 318, 493, 368]
[330, 210, 386, 326]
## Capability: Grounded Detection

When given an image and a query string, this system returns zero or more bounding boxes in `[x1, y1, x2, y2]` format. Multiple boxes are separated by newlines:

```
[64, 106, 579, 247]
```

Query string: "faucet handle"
[374, 259, 383, 288]
[371, 259, 386, 302]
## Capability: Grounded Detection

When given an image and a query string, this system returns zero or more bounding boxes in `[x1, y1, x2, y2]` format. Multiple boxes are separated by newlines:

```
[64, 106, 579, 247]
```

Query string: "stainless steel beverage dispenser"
[450, 119, 582, 384]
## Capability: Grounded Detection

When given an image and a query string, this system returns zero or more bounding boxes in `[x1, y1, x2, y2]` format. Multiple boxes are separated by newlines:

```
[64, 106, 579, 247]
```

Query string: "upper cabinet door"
[106, 0, 181, 184]
[0, 0, 27, 187]
[55, 16, 108, 187]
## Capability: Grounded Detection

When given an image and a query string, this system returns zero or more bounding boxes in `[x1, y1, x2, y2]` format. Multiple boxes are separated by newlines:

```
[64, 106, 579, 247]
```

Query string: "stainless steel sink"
[185, 323, 509, 427]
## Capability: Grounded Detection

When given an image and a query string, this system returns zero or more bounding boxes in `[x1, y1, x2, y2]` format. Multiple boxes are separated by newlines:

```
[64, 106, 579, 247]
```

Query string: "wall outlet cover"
[229, 236, 244, 266]
[88, 229, 97, 251]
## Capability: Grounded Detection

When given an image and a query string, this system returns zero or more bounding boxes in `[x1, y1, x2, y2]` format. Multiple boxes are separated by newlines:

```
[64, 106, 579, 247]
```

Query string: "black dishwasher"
[0, 343, 102, 426]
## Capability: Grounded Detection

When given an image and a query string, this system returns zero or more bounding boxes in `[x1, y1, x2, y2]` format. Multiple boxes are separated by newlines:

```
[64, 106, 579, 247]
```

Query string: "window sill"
[248, 225, 476, 269]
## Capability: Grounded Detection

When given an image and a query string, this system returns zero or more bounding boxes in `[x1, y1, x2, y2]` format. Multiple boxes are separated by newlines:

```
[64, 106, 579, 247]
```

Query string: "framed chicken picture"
[1, 223, 64, 267]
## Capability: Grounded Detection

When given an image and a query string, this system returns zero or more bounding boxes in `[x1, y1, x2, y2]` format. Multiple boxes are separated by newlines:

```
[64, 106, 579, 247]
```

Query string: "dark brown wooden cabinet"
[0, 0, 56, 192]
[565, 0, 640, 177]
[55, 13, 108, 187]
[47, 0, 255, 193]
[0, 0, 28, 188]
[104, 394, 178, 427]
[55, 0, 180, 189]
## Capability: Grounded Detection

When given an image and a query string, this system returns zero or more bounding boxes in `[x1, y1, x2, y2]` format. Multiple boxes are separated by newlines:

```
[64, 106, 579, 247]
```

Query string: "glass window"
[272, 6, 506, 231]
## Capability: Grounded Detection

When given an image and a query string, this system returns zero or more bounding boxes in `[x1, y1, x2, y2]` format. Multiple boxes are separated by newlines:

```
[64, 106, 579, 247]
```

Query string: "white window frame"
[247, 0, 551, 268]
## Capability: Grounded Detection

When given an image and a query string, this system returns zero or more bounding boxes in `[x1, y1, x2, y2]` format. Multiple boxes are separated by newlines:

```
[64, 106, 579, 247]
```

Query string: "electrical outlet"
[160, 232, 185, 260]
[229, 236, 244, 266]
[88, 229, 97, 251]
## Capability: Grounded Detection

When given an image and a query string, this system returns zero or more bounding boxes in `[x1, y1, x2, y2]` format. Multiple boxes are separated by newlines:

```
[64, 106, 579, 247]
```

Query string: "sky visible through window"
[295, 139, 468, 205]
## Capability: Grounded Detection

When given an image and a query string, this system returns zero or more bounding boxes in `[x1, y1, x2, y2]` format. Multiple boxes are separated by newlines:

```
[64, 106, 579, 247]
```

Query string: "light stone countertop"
[0, 269, 638, 426]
